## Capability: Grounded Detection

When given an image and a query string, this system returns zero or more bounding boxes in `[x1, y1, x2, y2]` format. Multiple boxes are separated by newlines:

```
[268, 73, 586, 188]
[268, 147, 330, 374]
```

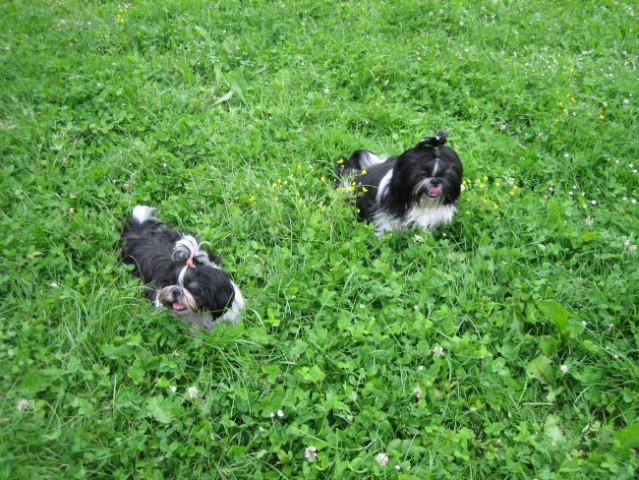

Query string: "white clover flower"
[375, 453, 389, 466]
[16, 399, 29, 412]
[169, 386, 177, 393]
[560, 364, 569, 374]
[395, 464, 402, 471]
[432, 346, 444, 357]
[631, 245, 637, 252]
[413, 234, 422, 243]
[276, 409, 284, 418]
[187, 386, 198, 399]
[417, 365, 424, 371]
[412, 386, 422, 399]
[585, 217, 594, 226]
[608, 323, 614, 331]
[304, 446, 318, 462]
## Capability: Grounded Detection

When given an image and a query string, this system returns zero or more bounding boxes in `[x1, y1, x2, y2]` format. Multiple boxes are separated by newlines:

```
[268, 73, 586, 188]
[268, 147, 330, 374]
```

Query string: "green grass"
[1, 0, 638, 478]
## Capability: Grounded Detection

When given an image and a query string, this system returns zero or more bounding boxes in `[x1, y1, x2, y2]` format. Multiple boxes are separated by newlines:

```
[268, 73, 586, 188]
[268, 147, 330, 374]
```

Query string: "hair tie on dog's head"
[173, 235, 210, 266]
[417, 130, 448, 148]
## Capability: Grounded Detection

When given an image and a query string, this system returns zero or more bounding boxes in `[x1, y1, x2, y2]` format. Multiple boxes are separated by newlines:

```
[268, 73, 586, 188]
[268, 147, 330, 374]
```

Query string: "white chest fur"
[372, 203, 455, 236]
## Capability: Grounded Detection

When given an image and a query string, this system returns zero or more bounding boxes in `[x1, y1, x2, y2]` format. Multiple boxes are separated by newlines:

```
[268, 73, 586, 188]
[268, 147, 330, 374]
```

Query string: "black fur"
[337, 131, 463, 235]
[121, 210, 236, 319]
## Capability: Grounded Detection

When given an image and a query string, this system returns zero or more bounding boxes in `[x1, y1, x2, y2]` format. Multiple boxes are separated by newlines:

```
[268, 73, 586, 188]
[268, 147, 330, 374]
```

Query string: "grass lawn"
[1, 0, 638, 478]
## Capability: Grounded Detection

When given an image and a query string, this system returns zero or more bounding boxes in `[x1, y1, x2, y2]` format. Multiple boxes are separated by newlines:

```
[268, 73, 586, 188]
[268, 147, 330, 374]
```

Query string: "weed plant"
[1, 1, 638, 478]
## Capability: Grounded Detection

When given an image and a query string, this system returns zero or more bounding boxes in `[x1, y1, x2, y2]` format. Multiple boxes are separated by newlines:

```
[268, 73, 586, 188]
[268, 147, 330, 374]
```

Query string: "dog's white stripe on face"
[177, 265, 189, 287]
[432, 159, 441, 177]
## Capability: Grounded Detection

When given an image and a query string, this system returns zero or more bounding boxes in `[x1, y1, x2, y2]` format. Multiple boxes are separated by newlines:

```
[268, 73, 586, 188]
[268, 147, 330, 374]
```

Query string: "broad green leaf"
[544, 415, 563, 441]
[536, 300, 570, 337]
[19, 371, 53, 397]
[615, 422, 639, 452]
[145, 396, 175, 424]
[297, 365, 326, 384]
[526, 355, 555, 385]
[546, 199, 562, 224]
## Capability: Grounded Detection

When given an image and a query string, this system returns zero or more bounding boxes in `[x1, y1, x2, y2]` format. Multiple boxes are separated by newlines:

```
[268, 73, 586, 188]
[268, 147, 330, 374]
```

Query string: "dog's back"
[120, 206, 180, 287]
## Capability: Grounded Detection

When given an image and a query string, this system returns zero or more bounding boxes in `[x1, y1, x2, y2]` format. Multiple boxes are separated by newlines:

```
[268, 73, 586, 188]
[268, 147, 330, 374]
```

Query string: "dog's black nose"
[431, 178, 442, 186]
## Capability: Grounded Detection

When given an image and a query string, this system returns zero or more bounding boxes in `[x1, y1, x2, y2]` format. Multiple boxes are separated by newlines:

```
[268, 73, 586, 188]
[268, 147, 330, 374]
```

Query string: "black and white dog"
[120, 206, 245, 330]
[336, 131, 463, 237]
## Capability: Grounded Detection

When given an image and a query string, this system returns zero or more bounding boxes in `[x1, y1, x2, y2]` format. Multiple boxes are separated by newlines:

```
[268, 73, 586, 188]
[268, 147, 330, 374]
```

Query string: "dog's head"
[390, 130, 463, 206]
[157, 236, 236, 318]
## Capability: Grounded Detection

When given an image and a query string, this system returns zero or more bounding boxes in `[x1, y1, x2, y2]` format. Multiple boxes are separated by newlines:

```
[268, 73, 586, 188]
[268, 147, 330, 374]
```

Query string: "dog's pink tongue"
[172, 302, 187, 311]
[428, 187, 443, 196]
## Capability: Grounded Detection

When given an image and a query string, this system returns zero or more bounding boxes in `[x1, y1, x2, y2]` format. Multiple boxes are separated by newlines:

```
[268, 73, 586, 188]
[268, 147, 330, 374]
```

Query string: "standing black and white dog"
[120, 206, 245, 330]
[336, 131, 463, 237]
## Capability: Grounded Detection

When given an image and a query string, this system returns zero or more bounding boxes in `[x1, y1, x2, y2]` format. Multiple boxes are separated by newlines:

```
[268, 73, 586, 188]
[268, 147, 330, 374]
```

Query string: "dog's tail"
[336, 150, 383, 178]
[131, 205, 157, 225]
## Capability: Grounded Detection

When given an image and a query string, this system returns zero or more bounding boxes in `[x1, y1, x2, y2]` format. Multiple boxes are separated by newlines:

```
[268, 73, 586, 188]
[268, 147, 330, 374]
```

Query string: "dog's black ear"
[417, 130, 447, 148]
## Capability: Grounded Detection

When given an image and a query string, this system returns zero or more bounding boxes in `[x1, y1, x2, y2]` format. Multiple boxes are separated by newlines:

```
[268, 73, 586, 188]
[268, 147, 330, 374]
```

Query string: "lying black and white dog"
[120, 206, 245, 330]
[336, 131, 463, 237]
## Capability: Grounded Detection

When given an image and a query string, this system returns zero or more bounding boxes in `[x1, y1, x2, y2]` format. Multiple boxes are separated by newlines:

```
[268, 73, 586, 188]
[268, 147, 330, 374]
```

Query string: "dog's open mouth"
[427, 187, 443, 197]
[172, 302, 188, 312]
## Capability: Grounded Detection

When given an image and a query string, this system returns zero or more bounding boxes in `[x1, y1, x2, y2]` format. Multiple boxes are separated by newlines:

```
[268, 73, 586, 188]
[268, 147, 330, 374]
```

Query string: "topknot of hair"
[417, 130, 448, 148]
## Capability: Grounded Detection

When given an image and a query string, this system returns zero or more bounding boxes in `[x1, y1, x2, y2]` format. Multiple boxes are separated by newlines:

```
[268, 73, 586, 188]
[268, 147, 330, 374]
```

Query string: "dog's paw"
[201, 317, 216, 331]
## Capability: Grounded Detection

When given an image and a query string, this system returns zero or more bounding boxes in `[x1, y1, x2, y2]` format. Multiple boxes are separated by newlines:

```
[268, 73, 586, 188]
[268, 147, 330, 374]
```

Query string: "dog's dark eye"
[187, 283, 201, 296]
